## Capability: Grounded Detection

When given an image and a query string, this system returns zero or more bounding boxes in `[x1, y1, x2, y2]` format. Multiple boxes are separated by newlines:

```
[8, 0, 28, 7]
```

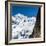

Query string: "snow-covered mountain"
[12, 13, 36, 39]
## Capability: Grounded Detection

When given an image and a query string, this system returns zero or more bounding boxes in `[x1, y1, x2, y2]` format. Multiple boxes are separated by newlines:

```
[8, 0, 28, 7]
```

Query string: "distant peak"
[17, 13, 22, 15]
[14, 13, 24, 17]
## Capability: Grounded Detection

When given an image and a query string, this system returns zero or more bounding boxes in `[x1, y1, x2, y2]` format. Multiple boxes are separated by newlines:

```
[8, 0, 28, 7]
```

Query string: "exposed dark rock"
[32, 8, 41, 38]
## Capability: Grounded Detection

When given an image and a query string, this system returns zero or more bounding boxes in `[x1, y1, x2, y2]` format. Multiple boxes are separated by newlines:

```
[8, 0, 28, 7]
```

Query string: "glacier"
[12, 13, 36, 39]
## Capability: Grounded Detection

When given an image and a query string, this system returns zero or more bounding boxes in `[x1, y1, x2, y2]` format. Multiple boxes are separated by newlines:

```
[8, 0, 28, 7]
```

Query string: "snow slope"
[12, 13, 36, 39]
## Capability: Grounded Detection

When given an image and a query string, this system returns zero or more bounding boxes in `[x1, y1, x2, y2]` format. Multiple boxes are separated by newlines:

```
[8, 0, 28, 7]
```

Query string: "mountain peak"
[14, 13, 24, 17]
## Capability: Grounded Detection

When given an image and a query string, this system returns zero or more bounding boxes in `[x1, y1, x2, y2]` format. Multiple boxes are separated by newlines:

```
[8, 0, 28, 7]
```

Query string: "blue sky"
[11, 4, 39, 17]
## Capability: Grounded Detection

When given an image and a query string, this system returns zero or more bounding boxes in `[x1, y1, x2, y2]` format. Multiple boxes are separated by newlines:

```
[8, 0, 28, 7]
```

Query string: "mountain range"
[12, 13, 36, 39]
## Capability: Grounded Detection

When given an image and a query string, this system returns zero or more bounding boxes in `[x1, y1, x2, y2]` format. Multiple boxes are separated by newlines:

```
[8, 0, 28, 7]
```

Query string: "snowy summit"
[12, 13, 36, 39]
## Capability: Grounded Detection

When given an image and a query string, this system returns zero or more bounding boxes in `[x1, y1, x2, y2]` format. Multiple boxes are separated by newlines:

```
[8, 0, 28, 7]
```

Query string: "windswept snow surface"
[12, 13, 36, 39]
